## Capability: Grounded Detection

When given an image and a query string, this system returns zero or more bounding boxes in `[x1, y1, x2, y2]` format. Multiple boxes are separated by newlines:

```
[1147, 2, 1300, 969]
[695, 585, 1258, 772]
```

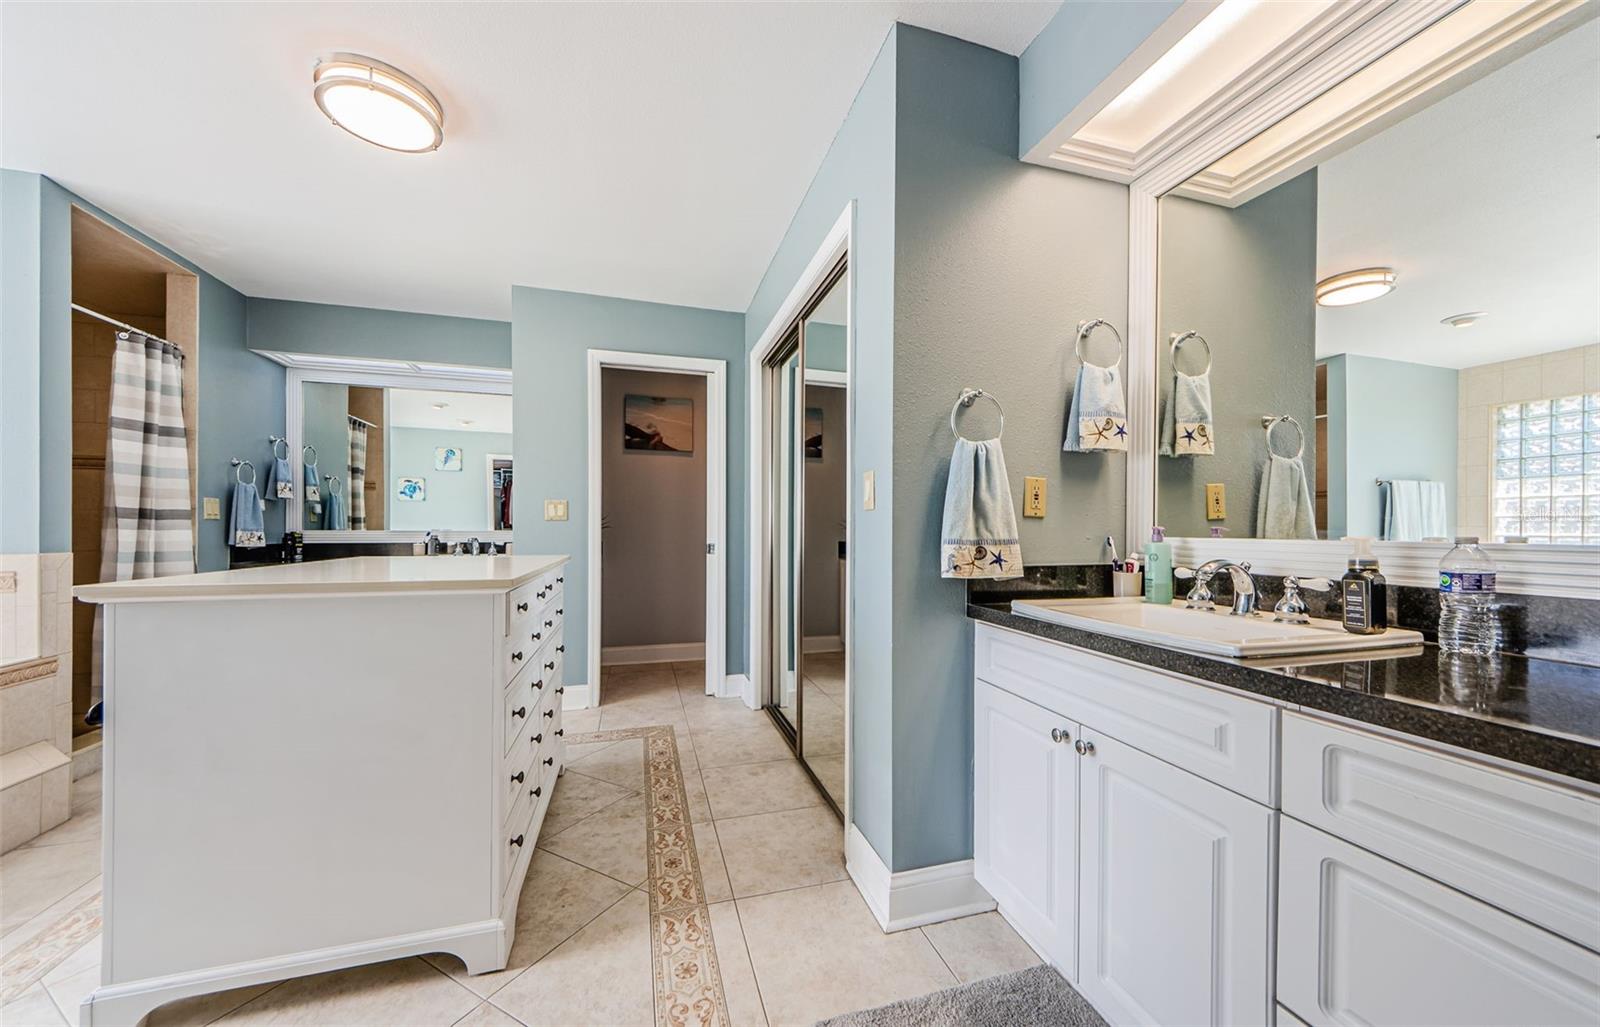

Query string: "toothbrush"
[1106, 535, 1120, 569]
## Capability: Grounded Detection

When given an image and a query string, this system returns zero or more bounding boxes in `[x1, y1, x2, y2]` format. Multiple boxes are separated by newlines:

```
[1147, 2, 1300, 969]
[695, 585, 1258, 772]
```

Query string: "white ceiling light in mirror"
[312, 53, 443, 153]
[1441, 311, 1488, 329]
[1315, 267, 1396, 307]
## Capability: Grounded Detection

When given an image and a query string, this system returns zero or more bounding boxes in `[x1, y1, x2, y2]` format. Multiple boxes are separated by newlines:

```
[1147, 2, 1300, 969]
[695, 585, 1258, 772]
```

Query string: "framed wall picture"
[397, 477, 426, 501]
[623, 394, 694, 453]
[434, 446, 463, 471]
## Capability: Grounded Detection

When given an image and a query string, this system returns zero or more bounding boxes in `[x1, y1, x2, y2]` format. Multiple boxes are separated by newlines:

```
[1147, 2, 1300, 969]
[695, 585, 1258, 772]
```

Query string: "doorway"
[585, 351, 727, 706]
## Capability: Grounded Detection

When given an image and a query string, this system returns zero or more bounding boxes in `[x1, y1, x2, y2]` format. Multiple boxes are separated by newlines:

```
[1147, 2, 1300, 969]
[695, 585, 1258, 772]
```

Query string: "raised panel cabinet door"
[973, 679, 1078, 976]
[1278, 817, 1600, 1027]
[1077, 730, 1273, 1027]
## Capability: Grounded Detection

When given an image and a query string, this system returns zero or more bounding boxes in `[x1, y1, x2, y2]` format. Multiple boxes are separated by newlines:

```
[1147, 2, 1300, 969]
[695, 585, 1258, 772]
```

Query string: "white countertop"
[75, 555, 569, 602]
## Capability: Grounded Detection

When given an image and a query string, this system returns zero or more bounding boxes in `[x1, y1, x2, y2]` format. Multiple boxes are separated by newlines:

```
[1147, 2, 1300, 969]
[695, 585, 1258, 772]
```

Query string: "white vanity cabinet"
[76, 556, 570, 1027]
[972, 621, 1600, 1027]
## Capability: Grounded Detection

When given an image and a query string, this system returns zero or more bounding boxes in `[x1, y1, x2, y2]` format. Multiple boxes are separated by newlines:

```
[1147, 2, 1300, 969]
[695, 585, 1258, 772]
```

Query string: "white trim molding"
[722, 673, 752, 705]
[560, 682, 593, 712]
[1119, 0, 1600, 601]
[601, 642, 705, 666]
[845, 825, 996, 933]
[586, 349, 728, 706]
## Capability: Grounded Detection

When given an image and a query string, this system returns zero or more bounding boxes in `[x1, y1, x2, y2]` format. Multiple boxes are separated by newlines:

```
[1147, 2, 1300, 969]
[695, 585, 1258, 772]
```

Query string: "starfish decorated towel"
[1160, 368, 1215, 456]
[1063, 361, 1129, 453]
[941, 437, 1023, 579]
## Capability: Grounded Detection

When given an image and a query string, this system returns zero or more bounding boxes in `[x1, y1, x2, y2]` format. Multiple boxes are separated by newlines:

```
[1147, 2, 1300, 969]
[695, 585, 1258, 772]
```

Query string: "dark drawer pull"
[516, 601, 529, 612]
[556, 644, 565, 653]
[533, 679, 544, 690]
[533, 732, 543, 744]
[554, 728, 564, 737]
[511, 771, 524, 784]
[556, 576, 564, 583]
[530, 786, 543, 798]
[531, 631, 543, 641]
[542, 757, 554, 767]
[544, 661, 555, 670]
[510, 834, 525, 848]
[511, 651, 524, 662]
[512, 707, 526, 719]
[556, 608, 564, 616]
[544, 619, 553, 628]
[543, 709, 555, 719]
[555, 686, 564, 696]
[537, 588, 549, 599]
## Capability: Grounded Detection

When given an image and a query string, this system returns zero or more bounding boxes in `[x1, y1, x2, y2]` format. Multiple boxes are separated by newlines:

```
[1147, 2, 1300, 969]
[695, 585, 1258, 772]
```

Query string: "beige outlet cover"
[544, 499, 569, 521]
[202, 497, 222, 520]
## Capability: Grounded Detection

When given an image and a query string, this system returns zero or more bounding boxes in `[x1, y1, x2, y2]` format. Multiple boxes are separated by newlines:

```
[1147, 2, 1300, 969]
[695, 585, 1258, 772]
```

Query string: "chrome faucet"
[1182, 559, 1257, 616]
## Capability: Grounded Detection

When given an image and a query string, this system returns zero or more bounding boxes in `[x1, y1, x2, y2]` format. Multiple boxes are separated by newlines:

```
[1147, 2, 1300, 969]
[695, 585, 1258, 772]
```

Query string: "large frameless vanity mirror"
[1128, 1, 1598, 594]
[284, 366, 513, 541]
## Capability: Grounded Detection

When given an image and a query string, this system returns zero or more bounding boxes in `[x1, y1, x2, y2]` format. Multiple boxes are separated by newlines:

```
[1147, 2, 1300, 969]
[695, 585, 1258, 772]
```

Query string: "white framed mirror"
[1115, 0, 1599, 598]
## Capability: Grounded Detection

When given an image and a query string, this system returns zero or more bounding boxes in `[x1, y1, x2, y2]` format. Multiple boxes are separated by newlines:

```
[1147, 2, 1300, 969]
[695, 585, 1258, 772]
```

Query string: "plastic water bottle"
[1438, 538, 1497, 655]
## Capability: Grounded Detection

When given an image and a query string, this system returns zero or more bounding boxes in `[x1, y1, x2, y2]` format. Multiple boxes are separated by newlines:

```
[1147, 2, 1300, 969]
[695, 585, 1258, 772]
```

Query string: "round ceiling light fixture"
[313, 53, 443, 153]
[1441, 311, 1488, 329]
[1315, 267, 1397, 307]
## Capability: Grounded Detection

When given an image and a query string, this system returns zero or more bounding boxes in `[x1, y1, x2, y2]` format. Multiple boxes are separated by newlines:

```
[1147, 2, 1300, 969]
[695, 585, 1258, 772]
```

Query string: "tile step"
[0, 741, 71, 792]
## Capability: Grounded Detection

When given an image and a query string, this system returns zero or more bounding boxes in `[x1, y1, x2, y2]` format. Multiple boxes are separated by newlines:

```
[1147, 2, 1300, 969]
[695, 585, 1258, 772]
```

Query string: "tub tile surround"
[0, 664, 1042, 1027]
[0, 552, 75, 854]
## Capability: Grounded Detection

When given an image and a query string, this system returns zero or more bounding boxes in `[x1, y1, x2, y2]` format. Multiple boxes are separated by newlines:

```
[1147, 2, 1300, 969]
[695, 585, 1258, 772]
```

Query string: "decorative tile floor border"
[570, 726, 730, 1027]
[0, 891, 101, 1003]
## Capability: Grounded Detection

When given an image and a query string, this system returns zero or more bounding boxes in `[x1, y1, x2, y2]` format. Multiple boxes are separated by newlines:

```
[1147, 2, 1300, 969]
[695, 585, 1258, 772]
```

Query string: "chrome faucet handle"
[1174, 567, 1213, 610]
[1273, 575, 1331, 624]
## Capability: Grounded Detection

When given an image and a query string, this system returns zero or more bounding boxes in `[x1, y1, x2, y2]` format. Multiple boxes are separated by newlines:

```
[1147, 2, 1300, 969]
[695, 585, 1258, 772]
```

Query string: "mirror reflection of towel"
[1160, 370, 1214, 456]
[1255, 454, 1317, 539]
[1382, 480, 1447, 541]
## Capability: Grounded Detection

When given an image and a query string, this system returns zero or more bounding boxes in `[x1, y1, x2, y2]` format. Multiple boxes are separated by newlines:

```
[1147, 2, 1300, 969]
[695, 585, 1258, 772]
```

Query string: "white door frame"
[484, 453, 512, 530]
[748, 201, 854, 822]
[587, 349, 728, 705]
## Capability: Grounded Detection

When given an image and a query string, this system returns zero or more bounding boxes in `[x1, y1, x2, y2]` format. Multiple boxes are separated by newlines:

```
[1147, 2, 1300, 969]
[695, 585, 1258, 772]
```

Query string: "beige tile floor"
[0, 661, 1039, 1026]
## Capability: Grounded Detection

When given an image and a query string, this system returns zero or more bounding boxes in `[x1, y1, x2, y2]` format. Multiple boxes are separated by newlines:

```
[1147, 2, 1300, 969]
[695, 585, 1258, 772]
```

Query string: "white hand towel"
[1381, 479, 1448, 541]
[1255, 453, 1317, 540]
[1063, 363, 1129, 453]
[941, 437, 1022, 579]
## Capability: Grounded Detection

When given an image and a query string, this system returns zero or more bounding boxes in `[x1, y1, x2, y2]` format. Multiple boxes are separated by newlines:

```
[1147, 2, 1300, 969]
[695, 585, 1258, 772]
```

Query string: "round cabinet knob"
[511, 771, 524, 784]
[516, 602, 529, 613]
[512, 707, 526, 719]
[554, 728, 564, 737]
[544, 620, 553, 628]
[509, 834, 525, 848]
[556, 645, 565, 653]
[533, 679, 545, 690]
[531, 631, 543, 641]
[554, 686, 564, 696]
[1074, 739, 1096, 756]
[556, 576, 564, 584]
[538, 588, 548, 599]
[1050, 727, 1070, 744]
[531, 786, 542, 798]
[511, 651, 524, 662]
[543, 709, 555, 719]
[556, 608, 564, 616]
[532, 733, 543, 744]
[543, 756, 554, 766]
[544, 661, 555, 671]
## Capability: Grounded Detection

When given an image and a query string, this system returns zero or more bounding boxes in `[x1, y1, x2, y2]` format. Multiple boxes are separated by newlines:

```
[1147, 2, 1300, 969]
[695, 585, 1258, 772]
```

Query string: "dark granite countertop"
[969, 602, 1600, 786]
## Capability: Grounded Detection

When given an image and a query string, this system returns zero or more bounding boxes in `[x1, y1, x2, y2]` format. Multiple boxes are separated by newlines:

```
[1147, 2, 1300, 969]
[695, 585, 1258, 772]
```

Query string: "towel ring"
[231, 458, 256, 485]
[1169, 331, 1213, 375]
[302, 444, 318, 466]
[1261, 415, 1305, 460]
[1074, 319, 1124, 369]
[325, 475, 342, 496]
[270, 436, 290, 461]
[951, 388, 1004, 440]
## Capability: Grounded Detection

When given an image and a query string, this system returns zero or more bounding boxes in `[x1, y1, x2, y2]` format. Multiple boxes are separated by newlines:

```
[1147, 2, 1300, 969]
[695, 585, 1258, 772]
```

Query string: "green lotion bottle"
[1144, 526, 1173, 604]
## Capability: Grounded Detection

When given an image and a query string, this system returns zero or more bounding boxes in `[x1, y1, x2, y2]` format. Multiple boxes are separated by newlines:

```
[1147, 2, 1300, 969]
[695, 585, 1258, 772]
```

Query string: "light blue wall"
[1336, 355, 1457, 538]
[246, 298, 511, 369]
[743, 27, 899, 864]
[511, 289, 745, 686]
[1018, 0, 1184, 157]
[1323, 356, 1349, 539]
[389, 427, 513, 531]
[0, 170, 269, 570]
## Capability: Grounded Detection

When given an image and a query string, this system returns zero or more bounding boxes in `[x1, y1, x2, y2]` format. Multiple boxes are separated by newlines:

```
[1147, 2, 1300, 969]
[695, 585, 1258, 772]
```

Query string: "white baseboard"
[601, 642, 705, 665]
[802, 634, 843, 654]
[720, 673, 750, 702]
[561, 683, 593, 710]
[845, 824, 996, 933]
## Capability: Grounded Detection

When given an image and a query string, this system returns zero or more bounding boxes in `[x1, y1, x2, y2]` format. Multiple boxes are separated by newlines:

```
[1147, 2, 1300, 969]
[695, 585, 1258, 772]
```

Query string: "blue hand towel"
[304, 460, 321, 515]
[323, 484, 346, 530]
[1063, 363, 1129, 452]
[1160, 369, 1215, 456]
[263, 455, 294, 500]
[941, 437, 1022, 579]
[230, 480, 266, 548]
[1255, 454, 1317, 540]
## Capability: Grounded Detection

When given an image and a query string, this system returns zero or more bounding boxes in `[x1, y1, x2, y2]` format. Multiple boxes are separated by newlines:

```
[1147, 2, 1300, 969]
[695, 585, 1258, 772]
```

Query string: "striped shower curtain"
[347, 417, 368, 530]
[92, 332, 194, 708]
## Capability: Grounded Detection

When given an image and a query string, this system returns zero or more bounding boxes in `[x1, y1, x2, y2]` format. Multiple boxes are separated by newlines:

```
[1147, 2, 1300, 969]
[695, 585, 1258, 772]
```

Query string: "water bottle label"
[1439, 571, 1496, 594]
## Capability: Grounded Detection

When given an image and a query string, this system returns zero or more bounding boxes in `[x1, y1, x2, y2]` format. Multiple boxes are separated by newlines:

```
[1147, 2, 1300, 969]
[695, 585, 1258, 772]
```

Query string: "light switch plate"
[1023, 476, 1046, 518]
[202, 497, 221, 520]
[863, 470, 876, 511]
[544, 499, 569, 521]
[1206, 483, 1226, 520]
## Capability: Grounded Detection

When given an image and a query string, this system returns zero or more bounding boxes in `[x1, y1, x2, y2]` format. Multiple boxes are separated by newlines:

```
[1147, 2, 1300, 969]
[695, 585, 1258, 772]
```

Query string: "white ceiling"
[1314, 17, 1598, 370]
[389, 388, 513, 434]
[1, 2, 1059, 321]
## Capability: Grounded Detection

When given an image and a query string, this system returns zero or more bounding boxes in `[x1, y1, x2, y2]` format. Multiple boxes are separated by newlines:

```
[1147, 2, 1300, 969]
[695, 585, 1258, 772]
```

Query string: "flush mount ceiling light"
[1441, 311, 1488, 329]
[1315, 267, 1397, 307]
[431, 401, 450, 410]
[312, 53, 443, 153]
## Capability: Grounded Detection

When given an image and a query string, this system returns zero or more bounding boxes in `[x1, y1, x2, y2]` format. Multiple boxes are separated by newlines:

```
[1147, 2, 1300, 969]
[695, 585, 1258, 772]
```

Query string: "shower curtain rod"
[71, 303, 181, 350]
[346, 413, 376, 428]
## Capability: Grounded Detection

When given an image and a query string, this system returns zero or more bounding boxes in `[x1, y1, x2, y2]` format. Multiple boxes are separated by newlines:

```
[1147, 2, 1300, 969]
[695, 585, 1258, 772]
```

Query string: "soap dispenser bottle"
[1339, 536, 1388, 634]
[1143, 526, 1173, 604]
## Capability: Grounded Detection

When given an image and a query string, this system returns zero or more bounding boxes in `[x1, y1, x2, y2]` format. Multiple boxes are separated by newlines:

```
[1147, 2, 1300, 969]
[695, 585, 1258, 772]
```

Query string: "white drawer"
[1278, 817, 1600, 1026]
[975, 623, 1278, 804]
[1282, 712, 1600, 950]
[504, 613, 562, 685]
[503, 741, 537, 820]
[503, 661, 538, 754]
[1276, 1005, 1310, 1027]
[503, 791, 533, 892]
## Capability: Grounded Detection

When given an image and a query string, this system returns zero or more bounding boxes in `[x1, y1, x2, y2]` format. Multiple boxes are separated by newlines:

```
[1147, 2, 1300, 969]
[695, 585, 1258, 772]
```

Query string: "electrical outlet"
[1206, 483, 1226, 520]
[1023, 476, 1046, 518]
[202, 497, 222, 520]
[863, 470, 876, 511]
[544, 499, 569, 521]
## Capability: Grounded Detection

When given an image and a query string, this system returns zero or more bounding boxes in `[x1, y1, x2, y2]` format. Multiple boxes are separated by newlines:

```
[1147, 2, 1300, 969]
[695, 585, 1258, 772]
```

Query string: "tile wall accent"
[1456, 344, 1600, 542]
[1, 553, 75, 853]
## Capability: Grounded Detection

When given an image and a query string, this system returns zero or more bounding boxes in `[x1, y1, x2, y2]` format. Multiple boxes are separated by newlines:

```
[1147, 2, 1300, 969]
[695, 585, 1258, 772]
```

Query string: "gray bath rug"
[815, 964, 1108, 1027]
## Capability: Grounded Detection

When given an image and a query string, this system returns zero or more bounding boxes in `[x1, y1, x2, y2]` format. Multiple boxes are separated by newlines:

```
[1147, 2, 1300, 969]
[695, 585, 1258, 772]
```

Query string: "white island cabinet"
[75, 555, 570, 1027]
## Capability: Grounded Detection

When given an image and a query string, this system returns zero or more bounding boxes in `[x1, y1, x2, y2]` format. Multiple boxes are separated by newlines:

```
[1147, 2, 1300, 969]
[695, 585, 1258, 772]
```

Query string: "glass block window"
[1492, 393, 1600, 544]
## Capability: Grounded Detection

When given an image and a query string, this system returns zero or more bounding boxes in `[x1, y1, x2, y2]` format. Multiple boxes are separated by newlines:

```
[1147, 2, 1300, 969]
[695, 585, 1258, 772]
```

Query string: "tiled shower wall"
[1456, 343, 1600, 541]
[0, 552, 75, 851]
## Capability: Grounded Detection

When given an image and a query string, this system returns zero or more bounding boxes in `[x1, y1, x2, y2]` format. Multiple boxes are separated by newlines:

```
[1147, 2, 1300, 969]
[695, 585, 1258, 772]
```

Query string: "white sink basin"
[1010, 597, 1424, 659]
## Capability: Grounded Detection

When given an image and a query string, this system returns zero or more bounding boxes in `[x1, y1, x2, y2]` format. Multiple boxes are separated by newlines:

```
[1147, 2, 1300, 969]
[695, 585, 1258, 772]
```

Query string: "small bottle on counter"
[1339, 536, 1388, 634]
[283, 531, 305, 563]
[1143, 526, 1173, 605]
